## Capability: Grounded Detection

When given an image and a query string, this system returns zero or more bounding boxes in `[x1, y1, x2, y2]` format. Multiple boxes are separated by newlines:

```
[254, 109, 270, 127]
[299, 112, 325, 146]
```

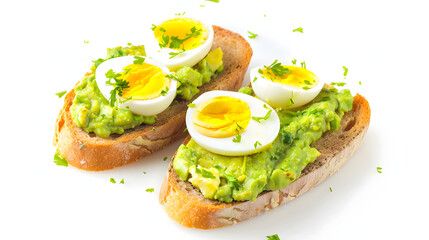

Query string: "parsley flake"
[247, 31, 258, 39]
[330, 187, 333, 192]
[377, 167, 382, 173]
[264, 60, 292, 77]
[151, 24, 157, 31]
[293, 27, 304, 33]
[105, 69, 130, 107]
[133, 56, 145, 65]
[330, 82, 346, 87]
[267, 234, 280, 240]
[301, 61, 306, 69]
[53, 151, 68, 167]
[168, 49, 185, 59]
[119, 178, 125, 184]
[142, 171, 147, 174]
[84, 40, 89, 43]
[232, 132, 242, 143]
[288, 91, 295, 107]
[56, 90, 67, 98]
[145, 188, 154, 193]
[291, 59, 297, 65]
[79, 143, 85, 149]
[183, 128, 188, 132]
[252, 77, 258, 82]
[200, 5, 205, 7]
[110, 178, 116, 184]
[254, 141, 262, 148]
[359, 81, 362, 85]
[205, 0, 219, 2]
[343, 66, 348, 78]
[195, 167, 216, 179]
[151, 127, 155, 132]
[187, 103, 196, 108]
[163, 157, 168, 161]
[252, 109, 272, 123]
[160, 87, 169, 96]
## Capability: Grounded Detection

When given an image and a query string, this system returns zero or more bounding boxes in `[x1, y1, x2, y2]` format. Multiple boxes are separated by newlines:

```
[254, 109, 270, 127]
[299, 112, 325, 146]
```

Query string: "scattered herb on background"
[145, 188, 154, 193]
[247, 31, 258, 39]
[264, 60, 292, 76]
[119, 178, 125, 184]
[293, 27, 303, 33]
[359, 81, 362, 85]
[142, 171, 147, 174]
[205, 0, 219, 2]
[53, 151, 68, 167]
[84, 40, 89, 43]
[56, 90, 67, 98]
[252, 109, 272, 123]
[267, 234, 280, 240]
[343, 66, 348, 78]
[291, 59, 297, 65]
[110, 178, 116, 184]
[301, 61, 306, 69]
[252, 77, 257, 82]
[330, 82, 346, 87]
[151, 24, 157, 31]
[330, 187, 333, 192]
[163, 157, 168, 161]
[377, 167, 382, 173]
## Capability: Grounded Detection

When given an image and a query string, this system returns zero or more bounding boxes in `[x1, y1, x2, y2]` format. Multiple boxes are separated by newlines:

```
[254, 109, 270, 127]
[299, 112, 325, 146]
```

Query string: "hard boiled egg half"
[95, 56, 177, 116]
[250, 61, 323, 109]
[186, 91, 280, 156]
[147, 17, 214, 71]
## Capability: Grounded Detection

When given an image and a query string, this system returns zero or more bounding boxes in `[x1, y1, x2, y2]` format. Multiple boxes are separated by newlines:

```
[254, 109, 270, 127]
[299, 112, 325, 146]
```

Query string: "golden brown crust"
[53, 26, 253, 171]
[159, 94, 371, 229]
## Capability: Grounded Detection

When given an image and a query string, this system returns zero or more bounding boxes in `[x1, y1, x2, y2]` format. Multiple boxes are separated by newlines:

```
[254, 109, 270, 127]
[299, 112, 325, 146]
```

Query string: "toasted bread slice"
[53, 26, 253, 171]
[159, 94, 370, 229]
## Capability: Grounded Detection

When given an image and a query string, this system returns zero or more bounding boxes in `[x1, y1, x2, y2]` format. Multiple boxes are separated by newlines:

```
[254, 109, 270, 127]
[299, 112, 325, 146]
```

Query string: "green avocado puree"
[173, 88, 354, 202]
[70, 45, 223, 138]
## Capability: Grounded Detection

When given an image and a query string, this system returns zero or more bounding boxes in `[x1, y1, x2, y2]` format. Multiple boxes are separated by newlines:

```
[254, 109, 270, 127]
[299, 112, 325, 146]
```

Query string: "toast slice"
[159, 94, 370, 229]
[53, 26, 253, 171]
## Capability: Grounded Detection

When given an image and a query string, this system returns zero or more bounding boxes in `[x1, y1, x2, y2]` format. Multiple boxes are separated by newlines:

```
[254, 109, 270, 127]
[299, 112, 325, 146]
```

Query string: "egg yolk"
[192, 96, 251, 138]
[119, 63, 170, 100]
[261, 66, 318, 90]
[154, 17, 209, 51]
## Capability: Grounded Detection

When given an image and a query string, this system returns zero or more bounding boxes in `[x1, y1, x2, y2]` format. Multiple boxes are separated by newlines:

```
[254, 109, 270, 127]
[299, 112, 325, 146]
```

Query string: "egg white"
[250, 65, 324, 109]
[95, 56, 177, 116]
[186, 91, 280, 156]
[145, 17, 214, 71]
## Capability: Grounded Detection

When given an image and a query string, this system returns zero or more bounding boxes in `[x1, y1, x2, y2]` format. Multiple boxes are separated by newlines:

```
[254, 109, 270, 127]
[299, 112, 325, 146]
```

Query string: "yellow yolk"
[154, 17, 209, 50]
[120, 63, 170, 100]
[261, 65, 318, 90]
[192, 96, 251, 138]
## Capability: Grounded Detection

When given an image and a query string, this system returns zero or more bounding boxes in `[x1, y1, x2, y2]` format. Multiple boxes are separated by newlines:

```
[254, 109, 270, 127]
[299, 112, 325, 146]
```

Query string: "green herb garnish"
[133, 56, 145, 65]
[301, 61, 306, 69]
[377, 167, 382, 173]
[205, 0, 219, 2]
[187, 103, 196, 108]
[84, 40, 89, 43]
[291, 59, 297, 65]
[168, 49, 185, 59]
[267, 234, 280, 240]
[160, 87, 169, 96]
[330, 187, 333, 192]
[105, 69, 130, 107]
[183, 127, 188, 132]
[195, 167, 216, 179]
[151, 127, 155, 132]
[53, 151, 68, 167]
[163, 157, 168, 161]
[252, 109, 272, 123]
[288, 91, 295, 107]
[252, 77, 257, 82]
[110, 178, 116, 184]
[359, 81, 362, 85]
[247, 31, 258, 39]
[330, 82, 346, 87]
[343, 66, 348, 78]
[264, 60, 292, 77]
[293, 27, 303, 33]
[145, 188, 154, 192]
[79, 143, 85, 149]
[151, 24, 157, 31]
[56, 90, 67, 98]
[254, 141, 262, 148]
[119, 178, 125, 184]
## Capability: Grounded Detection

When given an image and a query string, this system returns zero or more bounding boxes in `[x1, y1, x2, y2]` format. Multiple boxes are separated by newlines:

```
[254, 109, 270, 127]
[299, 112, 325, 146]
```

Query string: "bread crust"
[53, 26, 253, 171]
[159, 94, 371, 229]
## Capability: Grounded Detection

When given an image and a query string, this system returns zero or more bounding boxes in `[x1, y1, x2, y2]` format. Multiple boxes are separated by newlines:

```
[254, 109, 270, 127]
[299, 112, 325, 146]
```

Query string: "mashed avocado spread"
[70, 45, 223, 138]
[173, 88, 354, 202]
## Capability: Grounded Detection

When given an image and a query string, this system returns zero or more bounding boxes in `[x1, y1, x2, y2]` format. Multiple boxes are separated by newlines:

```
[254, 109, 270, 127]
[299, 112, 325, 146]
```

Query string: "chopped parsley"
[300, 61, 306, 69]
[267, 234, 280, 240]
[195, 167, 216, 179]
[145, 188, 154, 193]
[187, 103, 196, 108]
[175, 12, 185, 16]
[343, 66, 348, 78]
[200, 5, 205, 7]
[110, 178, 116, 184]
[151, 127, 155, 132]
[160, 87, 169, 96]
[205, 0, 219, 2]
[151, 24, 157, 31]
[163, 157, 168, 161]
[293, 27, 304, 33]
[133, 56, 145, 65]
[252, 77, 258, 82]
[291, 59, 297, 65]
[53, 151, 68, 167]
[119, 178, 125, 184]
[56, 90, 67, 98]
[288, 91, 295, 107]
[247, 31, 258, 39]
[142, 171, 147, 174]
[264, 60, 292, 77]
[84, 40, 89, 43]
[79, 143, 85, 150]
[232, 131, 242, 143]
[252, 109, 272, 123]
[105, 69, 130, 107]
[377, 167, 382, 173]
[183, 127, 188, 132]
[359, 81, 362, 85]
[254, 141, 262, 148]
[168, 49, 185, 59]
[330, 82, 346, 87]
[159, 26, 202, 50]
[330, 187, 333, 192]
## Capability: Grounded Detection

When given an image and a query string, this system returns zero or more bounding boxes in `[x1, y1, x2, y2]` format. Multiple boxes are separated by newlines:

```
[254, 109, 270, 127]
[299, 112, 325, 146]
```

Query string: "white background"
[1, 0, 428, 239]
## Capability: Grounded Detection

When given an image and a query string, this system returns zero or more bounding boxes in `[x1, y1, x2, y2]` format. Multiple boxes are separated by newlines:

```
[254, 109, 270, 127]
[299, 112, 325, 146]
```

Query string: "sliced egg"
[146, 17, 214, 71]
[186, 91, 280, 156]
[250, 63, 323, 109]
[95, 56, 177, 116]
